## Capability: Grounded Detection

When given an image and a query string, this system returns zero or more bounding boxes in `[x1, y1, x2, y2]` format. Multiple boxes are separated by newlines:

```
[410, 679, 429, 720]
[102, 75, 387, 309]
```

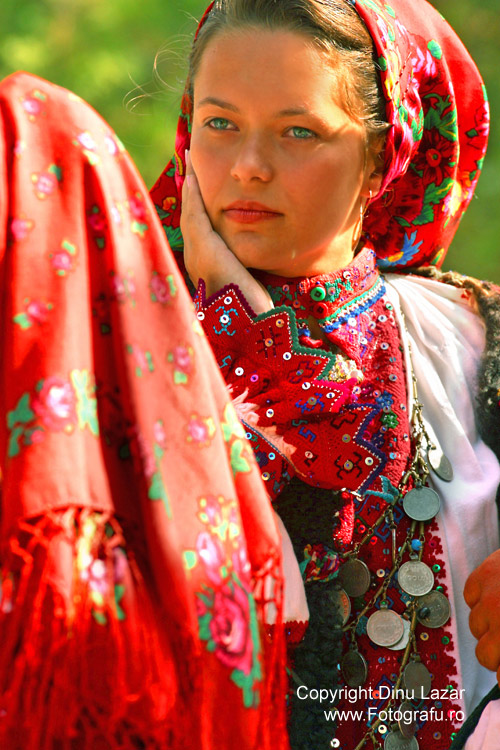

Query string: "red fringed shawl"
[0, 71, 287, 750]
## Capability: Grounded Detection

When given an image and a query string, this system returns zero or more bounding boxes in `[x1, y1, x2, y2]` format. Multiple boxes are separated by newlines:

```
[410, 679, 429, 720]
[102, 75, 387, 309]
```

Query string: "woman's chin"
[221, 231, 352, 277]
[223, 235, 283, 273]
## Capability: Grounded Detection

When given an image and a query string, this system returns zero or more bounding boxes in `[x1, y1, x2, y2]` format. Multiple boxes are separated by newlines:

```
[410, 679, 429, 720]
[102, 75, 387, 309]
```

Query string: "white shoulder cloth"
[385, 273, 500, 721]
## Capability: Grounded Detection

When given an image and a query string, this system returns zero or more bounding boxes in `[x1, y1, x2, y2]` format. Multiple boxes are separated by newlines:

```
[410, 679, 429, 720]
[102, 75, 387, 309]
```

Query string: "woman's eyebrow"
[196, 99, 314, 118]
[278, 107, 332, 130]
[196, 96, 239, 112]
[277, 107, 310, 117]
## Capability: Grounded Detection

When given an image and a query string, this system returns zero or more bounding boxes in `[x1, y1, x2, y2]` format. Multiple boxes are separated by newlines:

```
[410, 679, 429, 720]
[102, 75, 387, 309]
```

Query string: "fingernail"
[185, 148, 190, 166]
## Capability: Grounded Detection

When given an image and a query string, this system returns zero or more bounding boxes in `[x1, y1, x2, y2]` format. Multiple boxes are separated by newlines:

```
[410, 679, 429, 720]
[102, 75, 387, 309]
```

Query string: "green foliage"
[1, 0, 498, 280]
[432, 0, 500, 281]
[0, 0, 206, 187]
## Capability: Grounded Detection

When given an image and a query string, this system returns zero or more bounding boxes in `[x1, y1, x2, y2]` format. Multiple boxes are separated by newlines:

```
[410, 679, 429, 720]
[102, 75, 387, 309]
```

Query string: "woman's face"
[190, 28, 380, 277]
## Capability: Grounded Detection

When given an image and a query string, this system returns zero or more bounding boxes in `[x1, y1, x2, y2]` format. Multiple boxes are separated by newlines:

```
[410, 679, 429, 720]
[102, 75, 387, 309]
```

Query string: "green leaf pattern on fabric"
[221, 402, 246, 442]
[221, 403, 251, 477]
[190, 493, 263, 708]
[7, 393, 35, 429]
[70, 369, 99, 436]
[230, 440, 251, 475]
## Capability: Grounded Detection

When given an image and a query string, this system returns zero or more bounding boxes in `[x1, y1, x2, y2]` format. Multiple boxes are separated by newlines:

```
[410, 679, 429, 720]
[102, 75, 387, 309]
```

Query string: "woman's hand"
[464, 548, 500, 684]
[180, 151, 273, 314]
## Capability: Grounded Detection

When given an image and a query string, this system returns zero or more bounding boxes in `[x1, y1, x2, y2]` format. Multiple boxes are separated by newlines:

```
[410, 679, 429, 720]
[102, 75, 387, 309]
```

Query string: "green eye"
[289, 126, 315, 139]
[208, 118, 232, 130]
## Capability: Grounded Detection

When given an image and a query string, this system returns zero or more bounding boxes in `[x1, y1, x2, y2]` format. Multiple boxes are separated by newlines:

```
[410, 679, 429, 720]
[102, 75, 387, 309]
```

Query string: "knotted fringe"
[0, 508, 189, 750]
[252, 548, 289, 750]
[0, 507, 289, 750]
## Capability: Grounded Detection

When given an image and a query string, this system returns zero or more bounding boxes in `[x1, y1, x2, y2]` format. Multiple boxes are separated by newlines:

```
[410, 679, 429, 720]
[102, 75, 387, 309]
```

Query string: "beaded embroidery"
[195, 248, 410, 508]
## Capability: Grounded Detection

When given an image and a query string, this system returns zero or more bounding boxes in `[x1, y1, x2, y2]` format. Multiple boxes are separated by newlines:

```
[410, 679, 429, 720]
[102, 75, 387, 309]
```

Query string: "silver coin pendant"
[367, 608, 404, 647]
[384, 730, 419, 750]
[398, 560, 434, 597]
[403, 486, 440, 522]
[403, 660, 432, 697]
[398, 700, 418, 739]
[341, 649, 368, 688]
[339, 559, 371, 598]
[329, 588, 351, 626]
[428, 446, 454, 482]
[388, 617, 411, 651]
[416, 590, 451, 628]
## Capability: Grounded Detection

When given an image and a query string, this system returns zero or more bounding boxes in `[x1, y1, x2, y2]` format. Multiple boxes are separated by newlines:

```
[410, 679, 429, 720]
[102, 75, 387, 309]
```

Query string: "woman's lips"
[223, 201, 283, 224]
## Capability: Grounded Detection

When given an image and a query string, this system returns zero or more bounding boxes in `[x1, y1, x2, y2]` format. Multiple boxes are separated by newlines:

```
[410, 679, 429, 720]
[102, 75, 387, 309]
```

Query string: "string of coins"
[332, 354, 454, 750]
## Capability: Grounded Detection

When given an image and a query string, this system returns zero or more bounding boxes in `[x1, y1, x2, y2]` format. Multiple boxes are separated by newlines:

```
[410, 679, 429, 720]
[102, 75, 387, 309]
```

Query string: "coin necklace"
[336, 338, 452, 750]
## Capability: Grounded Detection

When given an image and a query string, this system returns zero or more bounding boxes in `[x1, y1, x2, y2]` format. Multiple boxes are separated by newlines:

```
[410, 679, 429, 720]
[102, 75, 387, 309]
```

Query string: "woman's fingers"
[463, 566, 481, 608]
[469, 604, 489, 640]
[181, 152, 211, 250]
[465, 550, 500, 674]
[181, 150, 211, 230]
[476, 629, 500, 672]
[181, 149, 235, 290]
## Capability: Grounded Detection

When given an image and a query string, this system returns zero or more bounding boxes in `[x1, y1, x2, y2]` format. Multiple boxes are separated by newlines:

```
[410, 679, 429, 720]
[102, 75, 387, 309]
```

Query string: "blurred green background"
[1, 0, 498, 281]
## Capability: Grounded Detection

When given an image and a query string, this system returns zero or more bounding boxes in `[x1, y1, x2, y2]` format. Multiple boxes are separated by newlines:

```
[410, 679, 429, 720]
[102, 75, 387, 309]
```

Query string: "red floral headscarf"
[150, 0, 489, 272]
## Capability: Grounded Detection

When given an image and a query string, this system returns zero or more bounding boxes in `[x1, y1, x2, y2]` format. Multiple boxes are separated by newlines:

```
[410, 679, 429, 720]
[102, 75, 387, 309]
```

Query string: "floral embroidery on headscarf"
[351, 0, 488, 269]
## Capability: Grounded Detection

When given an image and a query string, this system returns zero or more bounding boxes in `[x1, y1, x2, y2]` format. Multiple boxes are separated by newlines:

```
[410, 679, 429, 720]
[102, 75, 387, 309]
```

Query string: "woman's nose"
[230, 135, 274, 184]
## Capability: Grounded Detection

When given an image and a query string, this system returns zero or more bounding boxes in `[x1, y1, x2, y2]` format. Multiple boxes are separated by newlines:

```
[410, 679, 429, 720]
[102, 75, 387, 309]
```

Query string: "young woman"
[150, 0, 500, 748]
